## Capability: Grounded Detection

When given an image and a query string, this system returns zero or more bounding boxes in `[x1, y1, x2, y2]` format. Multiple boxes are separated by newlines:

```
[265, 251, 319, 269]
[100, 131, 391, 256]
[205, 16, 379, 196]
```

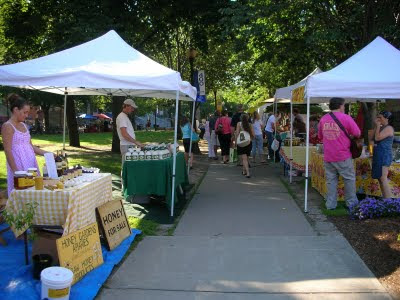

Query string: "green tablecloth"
[122, 152, 188, 208]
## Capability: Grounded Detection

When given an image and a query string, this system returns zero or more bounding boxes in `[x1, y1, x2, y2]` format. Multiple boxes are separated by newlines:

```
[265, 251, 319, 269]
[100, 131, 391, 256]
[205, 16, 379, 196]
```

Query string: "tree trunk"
[214, 90, 217, 110]
[66, 97, 80, 147]
[42, 104, 51, 133]
[177, 101, 182, 140]
[112, 96, 124, 153]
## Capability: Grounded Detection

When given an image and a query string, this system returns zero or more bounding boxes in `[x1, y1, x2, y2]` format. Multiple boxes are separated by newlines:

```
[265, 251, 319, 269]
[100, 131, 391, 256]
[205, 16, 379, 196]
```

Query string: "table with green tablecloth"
[122, 152, 188, 208]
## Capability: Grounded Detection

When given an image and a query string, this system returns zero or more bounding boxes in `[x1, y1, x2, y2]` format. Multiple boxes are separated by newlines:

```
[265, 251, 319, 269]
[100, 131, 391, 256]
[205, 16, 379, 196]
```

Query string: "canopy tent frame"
[300, 36, 400, 213]
[0, 30, 197, 218]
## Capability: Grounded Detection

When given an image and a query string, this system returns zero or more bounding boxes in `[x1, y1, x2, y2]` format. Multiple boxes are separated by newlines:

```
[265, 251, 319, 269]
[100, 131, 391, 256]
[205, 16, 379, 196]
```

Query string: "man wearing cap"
[116, 99, 144, 164]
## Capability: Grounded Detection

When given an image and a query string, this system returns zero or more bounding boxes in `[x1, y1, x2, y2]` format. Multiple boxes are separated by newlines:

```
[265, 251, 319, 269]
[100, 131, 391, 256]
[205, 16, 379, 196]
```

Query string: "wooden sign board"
[292, 86, 305, 104]
[56, 222, 103, 285]
[97, 200, 131, 251]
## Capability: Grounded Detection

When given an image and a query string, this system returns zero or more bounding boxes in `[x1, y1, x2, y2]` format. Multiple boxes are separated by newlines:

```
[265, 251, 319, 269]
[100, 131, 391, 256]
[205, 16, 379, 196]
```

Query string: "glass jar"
[139, 151, 145, 160]
[145, 150, 153, 160]
[125, 152, 132, 161]
[14, 171, 34, 190]
[132, 152, 138, 161]
[27, 167, 38, 177]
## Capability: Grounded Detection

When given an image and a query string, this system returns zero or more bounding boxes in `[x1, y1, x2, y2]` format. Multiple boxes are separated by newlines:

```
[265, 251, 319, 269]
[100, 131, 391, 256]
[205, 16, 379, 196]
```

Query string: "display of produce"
[125, 143, 175, 161]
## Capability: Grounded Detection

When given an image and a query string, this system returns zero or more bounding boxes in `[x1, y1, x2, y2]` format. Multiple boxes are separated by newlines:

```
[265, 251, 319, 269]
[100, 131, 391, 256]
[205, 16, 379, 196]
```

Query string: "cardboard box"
[32, 229, 63, 265]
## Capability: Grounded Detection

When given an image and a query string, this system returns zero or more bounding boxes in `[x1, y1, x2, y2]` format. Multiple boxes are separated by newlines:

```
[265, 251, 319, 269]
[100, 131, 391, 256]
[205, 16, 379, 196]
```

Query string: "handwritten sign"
[56, 222, 103, 284]
[97, 200, 131, 250]
[292, 86, 305, 103]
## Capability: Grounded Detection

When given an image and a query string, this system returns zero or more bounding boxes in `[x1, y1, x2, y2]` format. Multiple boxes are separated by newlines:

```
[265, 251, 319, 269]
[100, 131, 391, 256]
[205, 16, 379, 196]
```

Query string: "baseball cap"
[124, 99, 138, 108]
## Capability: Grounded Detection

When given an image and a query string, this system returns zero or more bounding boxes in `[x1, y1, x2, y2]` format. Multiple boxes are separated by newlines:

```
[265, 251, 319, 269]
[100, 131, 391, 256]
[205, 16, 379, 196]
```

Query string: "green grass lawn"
[0, 130, 174, 191]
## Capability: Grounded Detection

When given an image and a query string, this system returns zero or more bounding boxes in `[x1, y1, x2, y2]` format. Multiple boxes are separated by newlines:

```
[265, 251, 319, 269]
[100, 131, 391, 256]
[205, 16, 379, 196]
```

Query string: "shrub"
[350, 197, 400, 220]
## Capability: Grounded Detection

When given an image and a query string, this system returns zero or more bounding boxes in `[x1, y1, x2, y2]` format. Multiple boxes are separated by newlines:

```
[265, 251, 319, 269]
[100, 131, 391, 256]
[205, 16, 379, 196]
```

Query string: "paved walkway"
[98, 163, 391, 299]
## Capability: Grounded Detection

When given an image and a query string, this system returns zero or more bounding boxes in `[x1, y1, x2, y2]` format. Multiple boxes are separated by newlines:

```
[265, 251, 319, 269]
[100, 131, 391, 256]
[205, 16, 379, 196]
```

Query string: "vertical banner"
[292, 86, 305, 103]
[193, 70, 207, 103]
[217, 100, 223, 111]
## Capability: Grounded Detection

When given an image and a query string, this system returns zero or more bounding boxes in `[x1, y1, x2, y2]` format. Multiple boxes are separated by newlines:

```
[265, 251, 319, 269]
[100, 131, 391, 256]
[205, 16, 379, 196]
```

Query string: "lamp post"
[187, 48, 197, 121]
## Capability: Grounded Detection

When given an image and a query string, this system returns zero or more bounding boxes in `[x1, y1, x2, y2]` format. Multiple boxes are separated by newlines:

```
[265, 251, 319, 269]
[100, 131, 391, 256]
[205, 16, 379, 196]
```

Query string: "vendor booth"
[300, 36, 400, 211]
[273, 68, 323, 176]
[0, 30, 196, 298]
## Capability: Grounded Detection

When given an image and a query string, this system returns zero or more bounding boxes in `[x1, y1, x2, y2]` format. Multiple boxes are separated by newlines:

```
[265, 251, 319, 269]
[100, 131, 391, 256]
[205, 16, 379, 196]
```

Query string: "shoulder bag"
[329, 112, 363, 159]
[236, 122, 251, 147]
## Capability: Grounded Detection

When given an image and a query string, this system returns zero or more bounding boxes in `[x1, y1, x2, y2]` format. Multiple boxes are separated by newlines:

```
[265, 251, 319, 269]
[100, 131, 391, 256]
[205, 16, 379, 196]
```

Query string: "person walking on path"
[116, 99, 144, 165]
[204, 118, 216, 159]
[372, 111, 394, 199]
[215, 110, 232, 164]
[251, 111, 265, 163]
[318, 97, 361, 210]
[231, 105, 244, 165]
[2, 94, 51, 197]
[181, 116, 196, 169]
[235, 114, 254, 178]
[208, 111, 220, 160]
[265, 110, 281, 161]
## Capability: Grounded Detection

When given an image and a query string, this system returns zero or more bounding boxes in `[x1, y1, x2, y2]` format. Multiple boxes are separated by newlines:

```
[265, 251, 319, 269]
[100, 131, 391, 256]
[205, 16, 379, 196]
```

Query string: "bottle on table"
[42, 164, 48, 178]
[62, 150, 69, 170]
[55, 150, 63, 177]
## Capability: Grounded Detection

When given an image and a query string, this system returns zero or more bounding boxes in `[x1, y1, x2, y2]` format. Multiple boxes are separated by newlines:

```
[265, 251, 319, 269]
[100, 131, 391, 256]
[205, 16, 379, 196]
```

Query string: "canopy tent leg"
[304, 95, 310, 213]
[273, 97, 277, 163]
[63, 89, 67, 150]
[171, 90, 180, 217]
[290, 97, 293, 184]
[187, 101, 196, 175]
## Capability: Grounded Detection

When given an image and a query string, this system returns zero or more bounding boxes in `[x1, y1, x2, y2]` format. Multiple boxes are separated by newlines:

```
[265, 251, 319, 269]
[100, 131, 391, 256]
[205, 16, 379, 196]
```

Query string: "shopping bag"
[191, 131, 200, 142]
[229, 147, 238, 163]
[271, 138, 280, 151]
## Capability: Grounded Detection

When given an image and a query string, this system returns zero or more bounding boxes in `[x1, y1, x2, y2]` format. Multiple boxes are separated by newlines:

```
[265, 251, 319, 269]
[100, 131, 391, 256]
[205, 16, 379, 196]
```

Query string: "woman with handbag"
[215, 110, 232, 163]
[372, 111, 394, 198]
[235, 114, 254, 178]
[181, 116, 198, 169]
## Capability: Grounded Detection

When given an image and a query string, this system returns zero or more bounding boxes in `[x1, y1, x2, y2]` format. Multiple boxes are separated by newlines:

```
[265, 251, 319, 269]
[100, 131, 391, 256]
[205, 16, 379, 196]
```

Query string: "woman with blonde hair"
[235, 114, 254, 178]
[251, 111, 265, 163]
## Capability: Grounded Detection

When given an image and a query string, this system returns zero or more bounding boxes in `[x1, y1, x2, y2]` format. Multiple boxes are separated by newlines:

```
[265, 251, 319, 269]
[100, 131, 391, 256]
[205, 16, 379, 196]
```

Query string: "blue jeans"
[251, 134, 263, 157]
[266, 131, 274, 159]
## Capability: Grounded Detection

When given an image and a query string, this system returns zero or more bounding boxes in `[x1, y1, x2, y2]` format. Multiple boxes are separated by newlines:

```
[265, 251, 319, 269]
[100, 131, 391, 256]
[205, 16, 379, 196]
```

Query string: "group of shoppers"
[2, 93, 396, 212]
[318, 97, 394, 210]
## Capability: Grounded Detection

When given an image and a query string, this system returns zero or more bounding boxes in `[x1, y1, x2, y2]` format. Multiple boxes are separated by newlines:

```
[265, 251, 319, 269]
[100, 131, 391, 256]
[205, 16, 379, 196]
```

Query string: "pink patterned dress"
[6, 122, 40, 196]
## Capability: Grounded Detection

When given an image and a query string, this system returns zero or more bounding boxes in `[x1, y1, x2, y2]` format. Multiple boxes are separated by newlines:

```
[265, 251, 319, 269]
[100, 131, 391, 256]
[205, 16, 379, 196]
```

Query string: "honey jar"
[27, 167, 38, 177]
[14, 171, 34, 190]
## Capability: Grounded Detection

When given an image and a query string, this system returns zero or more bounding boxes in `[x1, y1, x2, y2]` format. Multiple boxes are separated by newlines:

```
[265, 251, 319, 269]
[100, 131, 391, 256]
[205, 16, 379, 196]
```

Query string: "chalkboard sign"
[97, 200, 131, 250]
[56, 222, 103, 284]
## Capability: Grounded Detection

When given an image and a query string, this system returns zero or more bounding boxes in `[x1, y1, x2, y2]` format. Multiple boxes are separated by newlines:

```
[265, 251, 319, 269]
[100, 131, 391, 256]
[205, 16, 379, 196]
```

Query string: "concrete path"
[174, 164, 314, 236]
[98, 163, 391, 299]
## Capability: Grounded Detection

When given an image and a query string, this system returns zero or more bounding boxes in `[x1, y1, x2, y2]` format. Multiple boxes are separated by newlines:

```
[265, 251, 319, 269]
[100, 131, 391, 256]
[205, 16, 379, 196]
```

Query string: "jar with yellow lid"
[27, 167, 38, 177]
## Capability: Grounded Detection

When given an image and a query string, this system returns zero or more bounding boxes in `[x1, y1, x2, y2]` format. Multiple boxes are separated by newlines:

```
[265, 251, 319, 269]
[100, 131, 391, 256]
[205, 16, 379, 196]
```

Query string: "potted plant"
[3, 201, 53, 278]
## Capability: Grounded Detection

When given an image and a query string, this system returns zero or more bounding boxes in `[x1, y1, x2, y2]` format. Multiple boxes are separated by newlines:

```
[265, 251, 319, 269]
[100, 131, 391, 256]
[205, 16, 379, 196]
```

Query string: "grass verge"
[321, 201, 349, 217]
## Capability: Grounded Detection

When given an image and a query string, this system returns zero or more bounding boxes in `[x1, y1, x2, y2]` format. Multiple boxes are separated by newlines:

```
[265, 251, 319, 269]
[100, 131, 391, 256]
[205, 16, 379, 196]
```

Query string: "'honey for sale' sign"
[97, 200, 131, 250]
[56, 222, 103, 284]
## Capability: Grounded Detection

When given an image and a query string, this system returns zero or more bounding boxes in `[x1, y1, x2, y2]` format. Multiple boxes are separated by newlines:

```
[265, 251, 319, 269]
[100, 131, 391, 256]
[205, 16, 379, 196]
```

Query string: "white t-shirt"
[265, 115, 276, 133]
[116, 112, 136, 145]
[253, 119, 263, 136]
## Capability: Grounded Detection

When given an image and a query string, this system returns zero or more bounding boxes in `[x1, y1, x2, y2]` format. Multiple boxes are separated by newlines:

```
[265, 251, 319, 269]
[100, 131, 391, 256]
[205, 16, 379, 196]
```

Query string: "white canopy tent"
[0, 30, 197, 217]
[301, 36, 400, 212]
[271, 68, 323, 169]
[274, 67, 322, 101]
